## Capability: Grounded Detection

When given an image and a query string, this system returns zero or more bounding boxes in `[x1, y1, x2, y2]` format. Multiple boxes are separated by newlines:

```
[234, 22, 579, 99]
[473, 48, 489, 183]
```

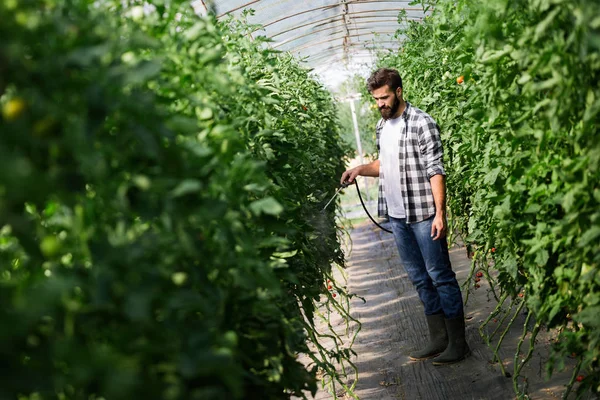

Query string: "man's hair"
[366, 68, 403, 92]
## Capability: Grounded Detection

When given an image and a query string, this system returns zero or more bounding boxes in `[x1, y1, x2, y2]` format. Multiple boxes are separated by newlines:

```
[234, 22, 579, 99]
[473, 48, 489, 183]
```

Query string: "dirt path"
[305, 220, 581, 400]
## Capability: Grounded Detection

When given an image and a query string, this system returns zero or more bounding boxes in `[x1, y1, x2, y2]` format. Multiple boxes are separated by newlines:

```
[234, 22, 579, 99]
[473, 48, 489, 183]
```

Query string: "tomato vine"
[0, 1, 354, 399]
[370, 0, 600, 397]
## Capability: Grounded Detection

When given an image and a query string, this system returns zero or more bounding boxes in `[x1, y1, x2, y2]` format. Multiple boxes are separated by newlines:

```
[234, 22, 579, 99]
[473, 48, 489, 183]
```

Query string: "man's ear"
[396, 87, 403, 98]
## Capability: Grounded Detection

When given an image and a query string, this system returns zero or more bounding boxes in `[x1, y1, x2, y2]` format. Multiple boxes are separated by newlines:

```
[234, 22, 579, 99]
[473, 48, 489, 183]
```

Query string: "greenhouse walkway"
[307, 220, 578, 400]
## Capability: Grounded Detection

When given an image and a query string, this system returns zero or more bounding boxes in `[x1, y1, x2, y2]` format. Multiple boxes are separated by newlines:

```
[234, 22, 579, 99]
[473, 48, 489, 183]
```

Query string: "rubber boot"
[409, 314, 448, 361]
[431, 316, 471, 365]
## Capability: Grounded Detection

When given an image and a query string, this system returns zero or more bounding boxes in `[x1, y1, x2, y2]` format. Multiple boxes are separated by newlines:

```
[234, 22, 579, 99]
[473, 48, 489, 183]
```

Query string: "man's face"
[371, 85, 401, 120]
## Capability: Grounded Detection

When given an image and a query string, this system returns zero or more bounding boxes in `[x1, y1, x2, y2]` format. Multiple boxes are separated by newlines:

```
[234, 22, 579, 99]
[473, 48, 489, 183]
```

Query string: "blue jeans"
[389, 216, 464, 318]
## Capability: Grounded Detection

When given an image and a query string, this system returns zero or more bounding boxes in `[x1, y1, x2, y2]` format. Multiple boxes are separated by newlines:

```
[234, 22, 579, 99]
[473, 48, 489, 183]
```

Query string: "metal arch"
[348, 16, 418, 25]
[341, 0, 351, 64]
[216, 0, 261, 18]
[298, 42, 401, 61]
[267, 11, 421, 39]
[299, 40, 403, 60]
[212, 0, 423, 71]
[197, 0, 209, 14]
[293, 42, 400, 69]
[217, 0, 420, 18]
[272, 23, 404, 48]
[304, 44, 400, 64]
[256, 4, 340, 30]
[269, 17, 418, 47]
[299, 38, 404, 57]
[287, 30, 398, 53]
[303, 51, 394, 70]
[252, 0, 422, 31]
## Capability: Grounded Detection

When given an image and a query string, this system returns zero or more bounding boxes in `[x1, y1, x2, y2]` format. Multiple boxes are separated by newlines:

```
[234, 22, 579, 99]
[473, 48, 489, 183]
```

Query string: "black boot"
[409, 314, 448, 361]
[432, 316, 470, 365]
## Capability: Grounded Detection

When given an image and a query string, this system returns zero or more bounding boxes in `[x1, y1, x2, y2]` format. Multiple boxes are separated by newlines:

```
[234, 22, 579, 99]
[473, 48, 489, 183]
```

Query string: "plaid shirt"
[376, 102, 445, 224]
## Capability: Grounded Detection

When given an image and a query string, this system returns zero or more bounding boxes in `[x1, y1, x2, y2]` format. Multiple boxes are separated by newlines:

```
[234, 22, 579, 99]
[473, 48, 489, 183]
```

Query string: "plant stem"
[493, 299, 526, 377]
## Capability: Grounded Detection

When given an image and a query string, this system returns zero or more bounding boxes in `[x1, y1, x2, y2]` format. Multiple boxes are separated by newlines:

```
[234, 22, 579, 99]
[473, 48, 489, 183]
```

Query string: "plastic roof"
[194, 1, 427, 87]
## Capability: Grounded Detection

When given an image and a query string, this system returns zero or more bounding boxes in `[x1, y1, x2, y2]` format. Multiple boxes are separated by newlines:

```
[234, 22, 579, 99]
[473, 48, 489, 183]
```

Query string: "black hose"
[352, 180, 393, 234]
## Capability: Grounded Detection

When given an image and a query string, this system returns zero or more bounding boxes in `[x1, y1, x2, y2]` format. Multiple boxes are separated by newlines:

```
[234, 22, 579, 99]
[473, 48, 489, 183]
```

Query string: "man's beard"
[379, 95, 400, 120]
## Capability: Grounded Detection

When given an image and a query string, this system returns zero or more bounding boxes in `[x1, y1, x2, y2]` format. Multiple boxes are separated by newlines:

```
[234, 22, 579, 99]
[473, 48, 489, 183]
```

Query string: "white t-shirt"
[379, 117, 406, 218]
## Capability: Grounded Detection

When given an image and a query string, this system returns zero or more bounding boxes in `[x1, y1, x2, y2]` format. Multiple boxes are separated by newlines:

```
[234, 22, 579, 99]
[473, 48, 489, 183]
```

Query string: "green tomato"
[40, 236, 61, 257]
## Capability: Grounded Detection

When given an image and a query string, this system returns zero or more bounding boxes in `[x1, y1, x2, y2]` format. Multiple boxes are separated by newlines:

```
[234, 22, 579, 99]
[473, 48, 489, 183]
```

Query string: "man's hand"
[429, 174, 447, 241]
[431, 214, 447, 241]
[340, 160, 380, 185]
[340, 165, 363, 186]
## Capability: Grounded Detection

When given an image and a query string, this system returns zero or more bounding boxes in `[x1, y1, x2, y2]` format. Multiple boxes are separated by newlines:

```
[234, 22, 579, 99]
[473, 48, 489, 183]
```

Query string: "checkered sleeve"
[418, 116, 445, 179]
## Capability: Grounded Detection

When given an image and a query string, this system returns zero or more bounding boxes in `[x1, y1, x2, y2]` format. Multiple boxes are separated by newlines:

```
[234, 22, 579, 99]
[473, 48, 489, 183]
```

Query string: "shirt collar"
[401, 101, 411, 121]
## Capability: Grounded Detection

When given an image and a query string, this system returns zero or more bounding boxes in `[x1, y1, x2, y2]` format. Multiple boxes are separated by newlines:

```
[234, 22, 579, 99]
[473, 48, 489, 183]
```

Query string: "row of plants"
[0, 1, 354, 399]
[366, 0, 599, 398]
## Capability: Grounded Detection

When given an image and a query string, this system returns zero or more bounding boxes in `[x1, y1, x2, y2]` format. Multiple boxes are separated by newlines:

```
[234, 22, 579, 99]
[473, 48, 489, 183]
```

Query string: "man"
[340, 68, 470, 365]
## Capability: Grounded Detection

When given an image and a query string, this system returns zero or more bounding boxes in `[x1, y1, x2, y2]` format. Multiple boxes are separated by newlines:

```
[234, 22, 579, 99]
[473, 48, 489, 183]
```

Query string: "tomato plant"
[369, 0, 600, 397]
[0, 1, 350, 399]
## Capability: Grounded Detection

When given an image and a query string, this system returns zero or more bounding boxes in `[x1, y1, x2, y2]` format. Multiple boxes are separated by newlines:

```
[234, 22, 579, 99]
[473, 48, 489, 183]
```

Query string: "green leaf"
[483, 166, 501, 185]
[249, 197, 283, 216]
[534, 8, 561, 42]
[562, 189, 577, 211]
[124, 60, 162, 85]
[534, 249, 549, 266]
[573, 306, 600, 328]
[503, 255, 519, 280]
[524, 203, 541, 213]
[197, 108, 214, 120]
[578, 226, 600, 248]
[272, 250, 297, 258]
[171, 180, 202, 197]
[184, 21, 208, 41]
